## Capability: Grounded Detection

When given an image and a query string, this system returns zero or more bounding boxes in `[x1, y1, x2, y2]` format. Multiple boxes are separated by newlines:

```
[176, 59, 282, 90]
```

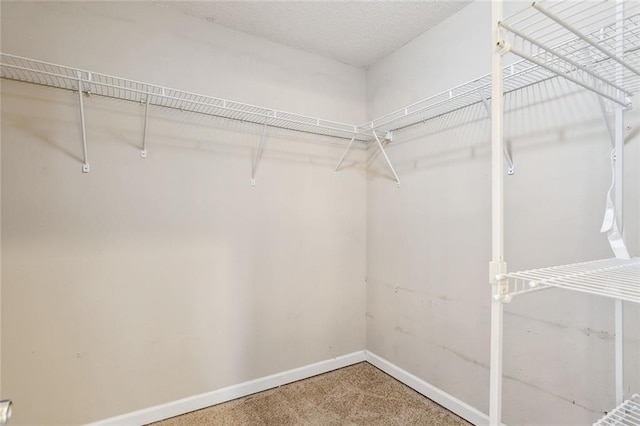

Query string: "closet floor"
[150, 362, 471, 425]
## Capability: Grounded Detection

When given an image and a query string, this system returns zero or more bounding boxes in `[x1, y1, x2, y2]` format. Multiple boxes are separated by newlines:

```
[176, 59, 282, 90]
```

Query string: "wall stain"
[506, 311, 616, 341]
[394, 325, 415, 337]
[436, 344, 600, 415]
[503, 374, 599, 414]
[365, 277, 415, 294]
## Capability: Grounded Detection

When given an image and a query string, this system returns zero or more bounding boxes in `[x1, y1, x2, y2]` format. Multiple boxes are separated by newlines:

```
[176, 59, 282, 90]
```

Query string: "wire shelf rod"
[501, 258, 638, 279]
[501, 44, 629, 106]
[499, 21, 630, 95]
[499, 1, 640, 107]
[594, 394, 640, 425]
[501, 258, 640, 304]
[0, 53, 361, 141]
[533, 2, 640, 77]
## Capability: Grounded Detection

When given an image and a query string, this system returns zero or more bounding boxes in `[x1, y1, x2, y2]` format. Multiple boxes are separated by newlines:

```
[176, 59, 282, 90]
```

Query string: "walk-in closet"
[0, 1, 638, 425]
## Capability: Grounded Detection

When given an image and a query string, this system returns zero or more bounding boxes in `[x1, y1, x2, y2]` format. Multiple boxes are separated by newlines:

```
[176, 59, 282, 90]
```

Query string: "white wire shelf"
[499, 0, 640, 108]
[4, 1, 640, 146]
[498, 258, 640, 303]
[357, 57, 563, 137]
[2, 51, 567, 147]
[2, 38, 628, 147]
[0, 53, 365, 142]
[594, 394, 640, 425]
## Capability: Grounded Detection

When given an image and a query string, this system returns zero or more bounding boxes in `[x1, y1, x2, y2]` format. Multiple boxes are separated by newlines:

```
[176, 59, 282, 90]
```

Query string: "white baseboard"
[88, 350, 490, 426]
[86, 351, 366, 426]
[365, 350, 489, 426]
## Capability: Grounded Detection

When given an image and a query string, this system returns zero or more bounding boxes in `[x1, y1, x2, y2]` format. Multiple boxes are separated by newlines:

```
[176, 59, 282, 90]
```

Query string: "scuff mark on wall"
[506, 310, 616, 341]
[393, 325, 415, 337]
[436, 343, 600, 415]
[365, 277, 415, 294]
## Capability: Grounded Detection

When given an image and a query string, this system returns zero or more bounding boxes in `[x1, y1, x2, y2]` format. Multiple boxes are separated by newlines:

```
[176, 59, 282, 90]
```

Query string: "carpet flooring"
[151, 362, 472, 425]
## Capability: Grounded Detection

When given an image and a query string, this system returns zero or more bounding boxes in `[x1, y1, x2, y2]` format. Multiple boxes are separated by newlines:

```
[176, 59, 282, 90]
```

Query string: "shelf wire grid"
[0, 53, 364, 142]
[594, 394, 640, 425]
[357, 57, 562, 137]
[500, 258, 640, 303]
[500, 0, 640, 107]
[1, 40, 616, 145]
[3, 1, 640, 144]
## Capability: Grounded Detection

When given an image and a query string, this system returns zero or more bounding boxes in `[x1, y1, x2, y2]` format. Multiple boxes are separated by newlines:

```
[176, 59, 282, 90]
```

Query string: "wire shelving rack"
[497, 258, 640, 304]
[490, 1, 640, 425]
[0, 49, 585, 180]
[594, 394, 640, 426]
[357, 59, 563, 137]
[498, 0, 640, 106]
[0, 53, 363, 142]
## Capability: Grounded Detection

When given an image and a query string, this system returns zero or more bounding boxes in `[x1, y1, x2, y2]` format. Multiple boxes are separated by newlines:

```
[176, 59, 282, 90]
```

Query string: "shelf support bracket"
[141, 93, 150, 158]
[372, 130, 400, 187]
[598, 97, 616, 148]
[77, 72, 90, 173]
[334, 133, 357, 174]
[251, 122, 268, 186]
[479, 89, 514, 175]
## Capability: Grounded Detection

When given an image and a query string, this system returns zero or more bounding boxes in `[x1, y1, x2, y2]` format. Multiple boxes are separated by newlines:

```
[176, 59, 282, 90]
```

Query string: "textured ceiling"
[158, 1, 470, 68]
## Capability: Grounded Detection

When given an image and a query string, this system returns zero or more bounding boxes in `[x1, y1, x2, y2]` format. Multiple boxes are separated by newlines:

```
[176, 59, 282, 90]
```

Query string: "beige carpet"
[150, 362, 472, 425]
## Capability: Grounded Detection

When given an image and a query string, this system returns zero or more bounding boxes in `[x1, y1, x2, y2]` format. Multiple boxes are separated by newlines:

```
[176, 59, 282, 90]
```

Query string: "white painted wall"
[366, 1, 640, 425]
[2, 1, 639, 425]
[1, 2, 367, 424]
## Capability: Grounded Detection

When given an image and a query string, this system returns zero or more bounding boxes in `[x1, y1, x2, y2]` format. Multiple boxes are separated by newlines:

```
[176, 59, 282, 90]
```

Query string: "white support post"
[615, 298, 624, 405]
[613, 102, 624, 406]
[614, 0, 625, 406]
[334, 134, 357, 174]
[613, 104, 624, 405]
[372, 130, 400, 187]
[251, 122, 268, 186]
[141, 93, 150, 158]
[490, 1, 506, 425]
[77, 73, 90, 173]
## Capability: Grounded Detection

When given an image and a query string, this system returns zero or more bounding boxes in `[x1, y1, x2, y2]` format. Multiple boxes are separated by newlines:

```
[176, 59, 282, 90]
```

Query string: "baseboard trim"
[365, 351, 489, 426]
[86, 350, 366, 426]
[88, 350, 490, 426]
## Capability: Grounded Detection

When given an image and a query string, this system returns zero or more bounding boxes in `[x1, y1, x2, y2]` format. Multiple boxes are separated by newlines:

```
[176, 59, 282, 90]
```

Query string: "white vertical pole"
[613, 102, 624, 406]
[490, 1, 505, 425]
[613, 0, 624, 406]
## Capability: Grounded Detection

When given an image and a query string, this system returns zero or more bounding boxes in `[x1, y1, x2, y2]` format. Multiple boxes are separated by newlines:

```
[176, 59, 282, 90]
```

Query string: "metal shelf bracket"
[334, 133, 357, 175]
[76, 72, 90, 173]
[504, 143, 514, 176]
[490, 261, 510, 303]
[141, 93, 150, 158]
[372, 130, 400, 187]
[479, 89, 515, 175]
[251, 122, 268, 186]
[496, 39, 510, 55]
